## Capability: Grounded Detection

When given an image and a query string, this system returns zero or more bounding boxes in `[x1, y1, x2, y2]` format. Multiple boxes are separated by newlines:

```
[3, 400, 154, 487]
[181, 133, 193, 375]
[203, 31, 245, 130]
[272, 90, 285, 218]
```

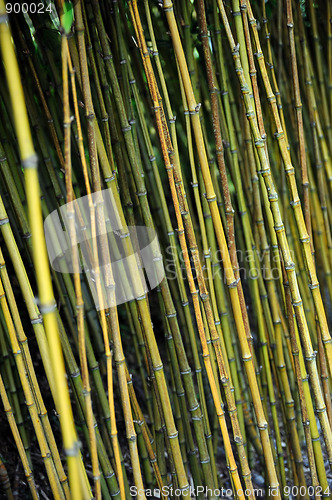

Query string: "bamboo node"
[241, 84, 250, 94]
[257, 423, 268, 430]
[255, 52, 264, 60]
[39, 301, 57, 315]
[0, 13, 8, 23]
[180, 485, 190, 493]
[31, 315, 43, 325]
[119, 231, 130, 239]
[0, 217, 9, 226]
[122, 125, 131, 132]
[228, 465, 238, 474]
[163, 5, 174, 12]
[153, 364, 163, 372]
[228, 277, 240, 288]
[104, 472, 115, 479]
[104, 174, 116, 182]
[165, 312, 177, 318]
[274, 223, 284, 232]
[254, 138, 264, 148]
[315, 406, 326, 413]
[168, 431, 179, 439]
[189, 104, 201, 115]
[299, 236, 310, 244]
[22, 154, 38, 169]
[0, 156, 6, 163]
[206, 195, 217, 203]
[190, 407, 201, 417]
[136, 190, 147, 197]
[246, 110, 255, 119]
[64, 442, 81, 456]
[232, 43, 240, 54]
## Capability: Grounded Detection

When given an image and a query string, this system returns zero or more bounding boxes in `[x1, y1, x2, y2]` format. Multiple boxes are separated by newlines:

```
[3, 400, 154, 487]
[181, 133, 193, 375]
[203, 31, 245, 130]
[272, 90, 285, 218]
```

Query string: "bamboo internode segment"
[0, 0, 332, 498]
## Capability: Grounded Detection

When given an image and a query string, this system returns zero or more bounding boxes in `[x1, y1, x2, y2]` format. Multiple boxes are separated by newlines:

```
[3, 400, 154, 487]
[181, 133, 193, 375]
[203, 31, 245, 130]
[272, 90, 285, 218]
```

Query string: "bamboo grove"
[0, 0, 332, 498]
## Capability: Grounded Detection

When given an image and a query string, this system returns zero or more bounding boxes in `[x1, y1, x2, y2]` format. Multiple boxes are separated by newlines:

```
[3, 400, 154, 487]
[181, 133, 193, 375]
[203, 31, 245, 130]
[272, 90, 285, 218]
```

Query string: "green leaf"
[60, 1, 74, 34]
